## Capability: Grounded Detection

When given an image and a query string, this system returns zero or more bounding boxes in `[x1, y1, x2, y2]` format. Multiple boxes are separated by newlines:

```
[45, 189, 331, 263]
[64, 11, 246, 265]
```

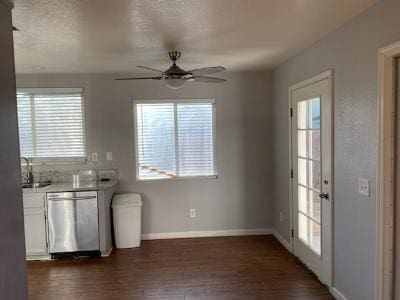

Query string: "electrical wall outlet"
[358, 178, 370, 197]
[280, 212, 284, 222]
[106, 152, 113, 161]
[189, 208, 196, 218]
[91, 152, 98, 162]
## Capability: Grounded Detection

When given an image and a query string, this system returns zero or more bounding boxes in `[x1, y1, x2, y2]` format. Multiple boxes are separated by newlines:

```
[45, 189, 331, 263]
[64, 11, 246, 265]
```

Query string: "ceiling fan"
[115, 51, 226, 89]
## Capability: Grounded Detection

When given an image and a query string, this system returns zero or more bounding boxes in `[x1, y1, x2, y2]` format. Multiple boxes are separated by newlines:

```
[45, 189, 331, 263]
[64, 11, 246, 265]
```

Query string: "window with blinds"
[134, 99, 216, 180]
[16, 88, 86, 162]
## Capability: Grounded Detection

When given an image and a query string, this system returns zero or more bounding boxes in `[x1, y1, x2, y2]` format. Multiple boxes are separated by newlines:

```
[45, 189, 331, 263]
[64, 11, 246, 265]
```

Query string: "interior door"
[291, 74, 332, 286]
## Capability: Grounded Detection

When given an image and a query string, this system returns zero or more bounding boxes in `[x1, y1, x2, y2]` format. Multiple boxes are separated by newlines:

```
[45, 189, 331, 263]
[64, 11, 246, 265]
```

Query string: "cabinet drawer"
[23, 194, 45, 209]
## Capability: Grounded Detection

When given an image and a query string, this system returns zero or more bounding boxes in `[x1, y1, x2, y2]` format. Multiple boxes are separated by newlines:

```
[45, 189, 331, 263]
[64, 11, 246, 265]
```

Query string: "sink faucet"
[21, 157, 33, 184]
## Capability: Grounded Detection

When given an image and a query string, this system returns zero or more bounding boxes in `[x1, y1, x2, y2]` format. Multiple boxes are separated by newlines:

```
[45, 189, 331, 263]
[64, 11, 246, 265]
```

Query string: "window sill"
[24, 157, 87, 166]
[137, 175, 218, 182]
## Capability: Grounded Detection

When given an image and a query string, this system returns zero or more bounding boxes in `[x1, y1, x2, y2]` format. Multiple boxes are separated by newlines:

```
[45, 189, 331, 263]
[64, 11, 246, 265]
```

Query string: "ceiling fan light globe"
[164, 78, 186, 89]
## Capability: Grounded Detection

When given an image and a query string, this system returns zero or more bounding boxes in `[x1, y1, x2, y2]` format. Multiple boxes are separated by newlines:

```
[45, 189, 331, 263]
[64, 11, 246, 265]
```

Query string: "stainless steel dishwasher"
[47, 191, 100, 256]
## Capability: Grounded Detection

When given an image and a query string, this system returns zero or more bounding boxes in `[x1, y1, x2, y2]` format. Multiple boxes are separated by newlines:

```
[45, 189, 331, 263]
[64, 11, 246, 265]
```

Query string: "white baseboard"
[101, 247, 113, 257]
[141, 228, 272, 240]
[331, 287, 348, 300]
[272, 229, 291, 252]
[26, 255, 52, 261]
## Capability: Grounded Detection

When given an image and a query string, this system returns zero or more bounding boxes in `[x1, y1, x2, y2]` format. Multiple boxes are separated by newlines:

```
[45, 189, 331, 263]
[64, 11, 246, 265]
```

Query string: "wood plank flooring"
[27, 235, 333, 300]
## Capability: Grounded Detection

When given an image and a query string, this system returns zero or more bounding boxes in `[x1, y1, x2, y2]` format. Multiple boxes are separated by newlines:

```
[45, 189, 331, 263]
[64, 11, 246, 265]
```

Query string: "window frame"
[16, 87, 87, 165]
[133, 98, 218, 182]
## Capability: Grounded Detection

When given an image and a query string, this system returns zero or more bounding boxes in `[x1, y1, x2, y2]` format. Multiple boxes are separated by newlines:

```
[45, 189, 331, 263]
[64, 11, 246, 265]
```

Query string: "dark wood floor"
[27, 235, 333, 300]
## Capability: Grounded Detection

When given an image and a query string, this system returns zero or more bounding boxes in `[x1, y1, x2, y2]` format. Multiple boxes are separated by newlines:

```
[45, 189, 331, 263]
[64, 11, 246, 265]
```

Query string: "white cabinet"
[24, 209, 47, 255]
[23, 193, 48, 258]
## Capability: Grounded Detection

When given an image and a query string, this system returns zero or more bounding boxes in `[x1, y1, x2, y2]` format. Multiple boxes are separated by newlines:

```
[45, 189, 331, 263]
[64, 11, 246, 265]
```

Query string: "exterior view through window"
[297, 97, 321, 255]
[134, 99, 216, 180]
[16, 88, 86, 163]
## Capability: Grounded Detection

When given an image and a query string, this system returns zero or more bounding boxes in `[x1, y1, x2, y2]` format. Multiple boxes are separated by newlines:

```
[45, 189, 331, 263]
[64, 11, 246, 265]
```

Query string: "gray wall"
[0, 1, 28, 299]
[17, 71, 274, 235]
[272, 0, 400, 299]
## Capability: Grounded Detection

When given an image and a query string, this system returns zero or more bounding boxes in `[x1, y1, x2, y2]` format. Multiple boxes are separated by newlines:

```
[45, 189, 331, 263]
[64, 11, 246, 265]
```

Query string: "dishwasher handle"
[48, 196, 97, 201]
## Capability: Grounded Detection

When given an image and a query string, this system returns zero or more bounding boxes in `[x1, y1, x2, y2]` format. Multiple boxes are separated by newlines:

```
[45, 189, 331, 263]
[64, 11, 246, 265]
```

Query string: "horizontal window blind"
[136, 103, 176, 180]
[135, 100, 216, 180]
[17, 88, 86, 161]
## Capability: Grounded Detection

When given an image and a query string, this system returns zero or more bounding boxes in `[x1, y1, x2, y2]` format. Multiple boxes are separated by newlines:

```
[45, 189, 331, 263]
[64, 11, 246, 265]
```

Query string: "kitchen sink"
[22, 182, 51, 189]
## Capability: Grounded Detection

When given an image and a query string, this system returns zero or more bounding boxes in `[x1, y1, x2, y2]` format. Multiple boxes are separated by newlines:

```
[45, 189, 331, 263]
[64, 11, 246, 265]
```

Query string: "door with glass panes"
[291, 74, 332, 286]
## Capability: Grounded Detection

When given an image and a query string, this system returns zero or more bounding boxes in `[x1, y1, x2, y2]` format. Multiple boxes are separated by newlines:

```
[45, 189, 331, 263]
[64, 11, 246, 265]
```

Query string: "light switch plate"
[106, 152, 113, 161]
[189, 208, 196, 218]
[358, 178, 370, 197]
[91, 152, 98, 162]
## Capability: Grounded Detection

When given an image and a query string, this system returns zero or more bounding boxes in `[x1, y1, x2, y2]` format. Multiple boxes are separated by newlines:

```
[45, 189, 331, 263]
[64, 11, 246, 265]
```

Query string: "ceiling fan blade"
[115, 77, 162, 80]
[137, 65, 163, 73]
[188, 66, 225, 76]
[194, 76, 226, 83]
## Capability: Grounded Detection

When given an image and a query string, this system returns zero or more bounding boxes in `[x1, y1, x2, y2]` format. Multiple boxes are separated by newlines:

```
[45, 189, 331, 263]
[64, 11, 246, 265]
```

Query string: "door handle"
[319, 192, 329, 200]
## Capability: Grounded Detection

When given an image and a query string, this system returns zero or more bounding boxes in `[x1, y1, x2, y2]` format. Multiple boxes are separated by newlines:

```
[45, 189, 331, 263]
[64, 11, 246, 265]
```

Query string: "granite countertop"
[22, 180, 118, 193]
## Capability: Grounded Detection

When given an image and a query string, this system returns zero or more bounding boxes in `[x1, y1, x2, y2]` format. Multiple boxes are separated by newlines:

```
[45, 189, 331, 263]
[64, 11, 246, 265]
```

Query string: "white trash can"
[112, 193, 142, 248]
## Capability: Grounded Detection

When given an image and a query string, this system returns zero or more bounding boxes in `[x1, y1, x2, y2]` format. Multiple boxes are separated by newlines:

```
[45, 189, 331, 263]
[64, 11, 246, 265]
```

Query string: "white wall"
[17, 71, 274, 235]
[272, 0, 400, 299]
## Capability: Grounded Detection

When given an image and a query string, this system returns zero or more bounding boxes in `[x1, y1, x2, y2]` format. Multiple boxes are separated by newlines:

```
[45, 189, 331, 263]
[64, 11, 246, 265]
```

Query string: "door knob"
[319, 192, 329, 200]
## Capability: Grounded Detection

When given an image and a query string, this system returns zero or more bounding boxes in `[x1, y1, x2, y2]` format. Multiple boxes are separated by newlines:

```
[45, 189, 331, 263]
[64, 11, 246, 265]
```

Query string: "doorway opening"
[377, 40, 400, 300]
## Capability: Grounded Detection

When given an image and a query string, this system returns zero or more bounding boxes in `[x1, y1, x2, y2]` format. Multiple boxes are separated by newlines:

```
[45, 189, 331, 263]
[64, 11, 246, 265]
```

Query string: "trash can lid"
[112, 193, 142, 207]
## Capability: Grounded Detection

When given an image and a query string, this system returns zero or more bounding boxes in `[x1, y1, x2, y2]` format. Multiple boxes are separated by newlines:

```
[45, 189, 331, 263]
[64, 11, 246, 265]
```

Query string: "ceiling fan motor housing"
[164, 51, 194, 80]
[168, 51, 181, 62]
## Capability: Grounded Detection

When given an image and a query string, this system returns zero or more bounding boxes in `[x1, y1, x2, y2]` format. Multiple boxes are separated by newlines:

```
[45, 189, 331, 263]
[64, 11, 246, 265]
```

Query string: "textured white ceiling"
[12, 0, 376, 74]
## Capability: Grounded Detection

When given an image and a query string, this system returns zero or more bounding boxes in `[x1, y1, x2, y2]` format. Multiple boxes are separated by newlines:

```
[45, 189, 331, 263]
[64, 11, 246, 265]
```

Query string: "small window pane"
[309, 98, 320, 129]
[310, 220, 321, 255]
[298, 158, 307, 186]
[136, 103, 176, 180]
[309, 160, 321, 191]
[309, 130, 320, 161]
[299, 213, 309, 245]
[178, 103, 215, 177]
[310, 190, 321, 223]
[298, 186, 308, 214]
[297, 101, 307, 129]
[297, 130, 307, 158]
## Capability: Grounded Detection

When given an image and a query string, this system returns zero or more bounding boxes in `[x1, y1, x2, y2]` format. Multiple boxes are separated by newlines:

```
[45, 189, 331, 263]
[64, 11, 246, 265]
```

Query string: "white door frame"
[288, 69, 334, 288]
[377, 40, 400, 300]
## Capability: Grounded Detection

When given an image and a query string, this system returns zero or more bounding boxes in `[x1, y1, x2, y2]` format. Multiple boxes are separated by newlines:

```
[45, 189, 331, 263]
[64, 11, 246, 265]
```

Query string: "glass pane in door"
[296, 97, 321, 256]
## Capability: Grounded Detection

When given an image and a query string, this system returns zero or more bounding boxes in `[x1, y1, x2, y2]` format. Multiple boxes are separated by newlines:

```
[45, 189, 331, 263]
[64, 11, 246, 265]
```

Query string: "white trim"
[141, 228, 272, 240]
[272, 229, 291, 251]
[289, 70, 333, 92]
[133, 99, 217, 181]
[138, 175, 218, 182]
[101, 247, 113, 257]
[133, 98, 216, 104]
[26, 255, 52, 261]
[331, 287, 348, 300]
[29, 157, 87, 164]
[18, 87, 83, 94]
[288, 69, 334, 288]
[377, 40, 400, 300]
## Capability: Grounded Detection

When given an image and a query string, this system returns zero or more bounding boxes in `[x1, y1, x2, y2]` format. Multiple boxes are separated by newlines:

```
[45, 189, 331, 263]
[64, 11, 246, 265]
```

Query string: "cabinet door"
[24, 210, 47, 255]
